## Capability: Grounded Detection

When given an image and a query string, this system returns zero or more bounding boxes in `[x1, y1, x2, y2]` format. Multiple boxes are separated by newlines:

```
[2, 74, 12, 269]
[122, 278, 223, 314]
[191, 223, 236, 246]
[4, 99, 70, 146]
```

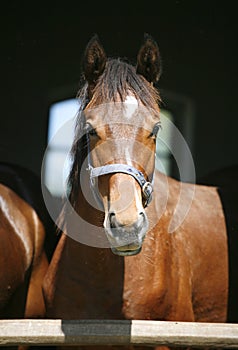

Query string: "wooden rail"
[0, 319, 238, 348]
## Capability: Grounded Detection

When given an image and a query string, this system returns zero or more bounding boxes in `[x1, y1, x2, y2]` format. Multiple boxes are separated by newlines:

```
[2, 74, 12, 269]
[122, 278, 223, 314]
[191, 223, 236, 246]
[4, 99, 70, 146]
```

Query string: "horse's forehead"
[84, 97, 157, 129]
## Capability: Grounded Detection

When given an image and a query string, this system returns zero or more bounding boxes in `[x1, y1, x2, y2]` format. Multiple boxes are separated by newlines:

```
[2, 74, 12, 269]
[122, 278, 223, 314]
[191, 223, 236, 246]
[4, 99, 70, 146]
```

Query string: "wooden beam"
[0, 319, 238, 348]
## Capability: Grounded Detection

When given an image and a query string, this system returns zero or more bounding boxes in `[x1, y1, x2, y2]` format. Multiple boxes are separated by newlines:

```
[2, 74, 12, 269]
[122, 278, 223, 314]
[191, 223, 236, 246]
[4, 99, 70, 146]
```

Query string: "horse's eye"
[86, 123, 97, 137]
[150, 122, 161, 138]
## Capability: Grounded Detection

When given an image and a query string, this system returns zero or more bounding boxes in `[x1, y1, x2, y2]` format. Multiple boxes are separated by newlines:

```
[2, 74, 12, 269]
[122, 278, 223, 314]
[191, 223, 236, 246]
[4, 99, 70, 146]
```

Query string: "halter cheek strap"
[88, 163, 153, 208]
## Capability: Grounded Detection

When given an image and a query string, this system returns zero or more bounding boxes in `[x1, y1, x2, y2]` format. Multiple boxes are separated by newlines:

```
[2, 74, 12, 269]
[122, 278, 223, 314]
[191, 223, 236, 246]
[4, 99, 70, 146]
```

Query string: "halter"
[88, 163, 153, 208]
[85, 128, 153, 209]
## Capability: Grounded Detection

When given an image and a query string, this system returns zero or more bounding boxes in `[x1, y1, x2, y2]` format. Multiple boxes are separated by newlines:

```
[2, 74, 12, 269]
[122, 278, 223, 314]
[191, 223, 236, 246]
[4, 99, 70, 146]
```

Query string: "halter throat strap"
[88, 163, 153, 207]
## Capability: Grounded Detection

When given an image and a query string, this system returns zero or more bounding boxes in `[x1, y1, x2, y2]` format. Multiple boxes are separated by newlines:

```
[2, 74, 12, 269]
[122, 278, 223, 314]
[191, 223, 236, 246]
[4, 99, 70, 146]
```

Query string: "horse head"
[76, 34, 162, 255]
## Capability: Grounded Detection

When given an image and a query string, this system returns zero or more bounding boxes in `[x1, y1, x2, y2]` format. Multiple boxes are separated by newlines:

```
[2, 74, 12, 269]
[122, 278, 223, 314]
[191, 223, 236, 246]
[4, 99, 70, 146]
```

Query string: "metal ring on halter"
[142, 181, 153, 206]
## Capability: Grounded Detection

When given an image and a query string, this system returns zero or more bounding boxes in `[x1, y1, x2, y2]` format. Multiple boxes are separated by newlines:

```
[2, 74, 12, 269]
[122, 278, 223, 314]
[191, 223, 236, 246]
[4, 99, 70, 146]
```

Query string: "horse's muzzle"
[104, 212, 148, 256]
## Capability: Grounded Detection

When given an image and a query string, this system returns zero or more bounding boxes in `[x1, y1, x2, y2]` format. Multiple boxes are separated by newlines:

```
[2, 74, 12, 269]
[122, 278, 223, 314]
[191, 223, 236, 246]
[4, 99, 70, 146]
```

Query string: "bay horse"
[43, 34, 230, 349]
[0, 162, 57, 349]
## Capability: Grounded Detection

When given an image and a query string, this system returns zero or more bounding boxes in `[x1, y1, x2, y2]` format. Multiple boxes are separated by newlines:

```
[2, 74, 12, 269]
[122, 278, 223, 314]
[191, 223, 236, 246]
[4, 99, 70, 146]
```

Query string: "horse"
[0, 162, 57, 349]
[43, 34, 231, 349]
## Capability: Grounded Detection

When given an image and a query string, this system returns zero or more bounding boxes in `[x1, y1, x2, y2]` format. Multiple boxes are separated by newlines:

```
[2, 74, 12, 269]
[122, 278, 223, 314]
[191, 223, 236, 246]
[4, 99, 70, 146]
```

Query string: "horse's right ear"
[82, 34, 107, 86]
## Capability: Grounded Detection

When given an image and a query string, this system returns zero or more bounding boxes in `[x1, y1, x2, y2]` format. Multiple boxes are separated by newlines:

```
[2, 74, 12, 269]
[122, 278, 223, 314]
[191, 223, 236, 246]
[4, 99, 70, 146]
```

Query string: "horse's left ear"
[136, 34, 162, 83]
[82, 34, 107, 85]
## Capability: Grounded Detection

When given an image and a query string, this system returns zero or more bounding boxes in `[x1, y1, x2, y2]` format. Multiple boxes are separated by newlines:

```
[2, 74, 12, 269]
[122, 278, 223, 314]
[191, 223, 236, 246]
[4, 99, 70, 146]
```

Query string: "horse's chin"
[104, 227, 145, 256]
[111, 245, 142, 256]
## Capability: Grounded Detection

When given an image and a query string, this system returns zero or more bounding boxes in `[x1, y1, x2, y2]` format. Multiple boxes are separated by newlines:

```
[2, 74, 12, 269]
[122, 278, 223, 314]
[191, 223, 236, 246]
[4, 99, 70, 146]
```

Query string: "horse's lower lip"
[111, 245, 142, 256]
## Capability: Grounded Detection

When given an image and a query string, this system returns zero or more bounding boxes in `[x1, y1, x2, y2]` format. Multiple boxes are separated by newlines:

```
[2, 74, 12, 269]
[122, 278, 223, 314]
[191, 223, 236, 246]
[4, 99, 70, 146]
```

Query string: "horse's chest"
[48, 244, 168, 320]
[61, 264, 164, 320]
[121, 262, 167, 320]
[83, 256, 167, 320]
[78, 274, 164, 320]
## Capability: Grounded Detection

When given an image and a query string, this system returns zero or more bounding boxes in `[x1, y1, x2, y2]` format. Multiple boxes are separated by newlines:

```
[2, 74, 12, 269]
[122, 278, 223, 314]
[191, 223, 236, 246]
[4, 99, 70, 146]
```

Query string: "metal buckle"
[142, 181, 153, 204]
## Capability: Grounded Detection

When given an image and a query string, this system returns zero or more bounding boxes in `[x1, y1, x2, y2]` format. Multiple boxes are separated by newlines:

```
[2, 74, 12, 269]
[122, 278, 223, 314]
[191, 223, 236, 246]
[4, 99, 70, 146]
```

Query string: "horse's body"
[43, 35, 230, 349]
[0, 162, 56, 322]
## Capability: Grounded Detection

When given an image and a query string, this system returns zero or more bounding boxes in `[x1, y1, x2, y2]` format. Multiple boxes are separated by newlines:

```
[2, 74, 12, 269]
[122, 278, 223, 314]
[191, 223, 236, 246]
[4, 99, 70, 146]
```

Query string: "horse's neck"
[77, 167, 104, 223]
[63, 168, 113, 268]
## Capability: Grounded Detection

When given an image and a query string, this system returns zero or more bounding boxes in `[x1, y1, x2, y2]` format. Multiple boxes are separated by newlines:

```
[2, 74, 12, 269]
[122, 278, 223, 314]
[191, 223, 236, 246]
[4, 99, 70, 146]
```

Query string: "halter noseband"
[88, 163, 153, 208]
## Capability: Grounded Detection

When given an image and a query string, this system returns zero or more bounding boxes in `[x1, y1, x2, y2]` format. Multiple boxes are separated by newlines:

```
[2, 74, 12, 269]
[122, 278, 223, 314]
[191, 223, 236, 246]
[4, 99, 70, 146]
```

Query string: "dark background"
[1, 1, 237, 180]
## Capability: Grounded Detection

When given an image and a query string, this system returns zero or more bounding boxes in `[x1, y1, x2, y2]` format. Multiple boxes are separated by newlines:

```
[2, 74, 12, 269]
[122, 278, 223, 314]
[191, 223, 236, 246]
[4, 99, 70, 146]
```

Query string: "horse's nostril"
[109, 212, 117, 228]
[139, 212, 145, 219]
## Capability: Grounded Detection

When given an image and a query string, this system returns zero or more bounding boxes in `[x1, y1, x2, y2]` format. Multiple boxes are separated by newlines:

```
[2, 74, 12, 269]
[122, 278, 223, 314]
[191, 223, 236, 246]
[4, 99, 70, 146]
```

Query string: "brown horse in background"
[0, 162, 57, 349]
[43, 35, 231, 349]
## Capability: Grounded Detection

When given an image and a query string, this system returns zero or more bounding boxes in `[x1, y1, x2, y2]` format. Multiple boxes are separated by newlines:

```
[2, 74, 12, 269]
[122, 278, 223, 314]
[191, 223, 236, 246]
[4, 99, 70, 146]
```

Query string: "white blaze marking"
[124, 95, 138, 119]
